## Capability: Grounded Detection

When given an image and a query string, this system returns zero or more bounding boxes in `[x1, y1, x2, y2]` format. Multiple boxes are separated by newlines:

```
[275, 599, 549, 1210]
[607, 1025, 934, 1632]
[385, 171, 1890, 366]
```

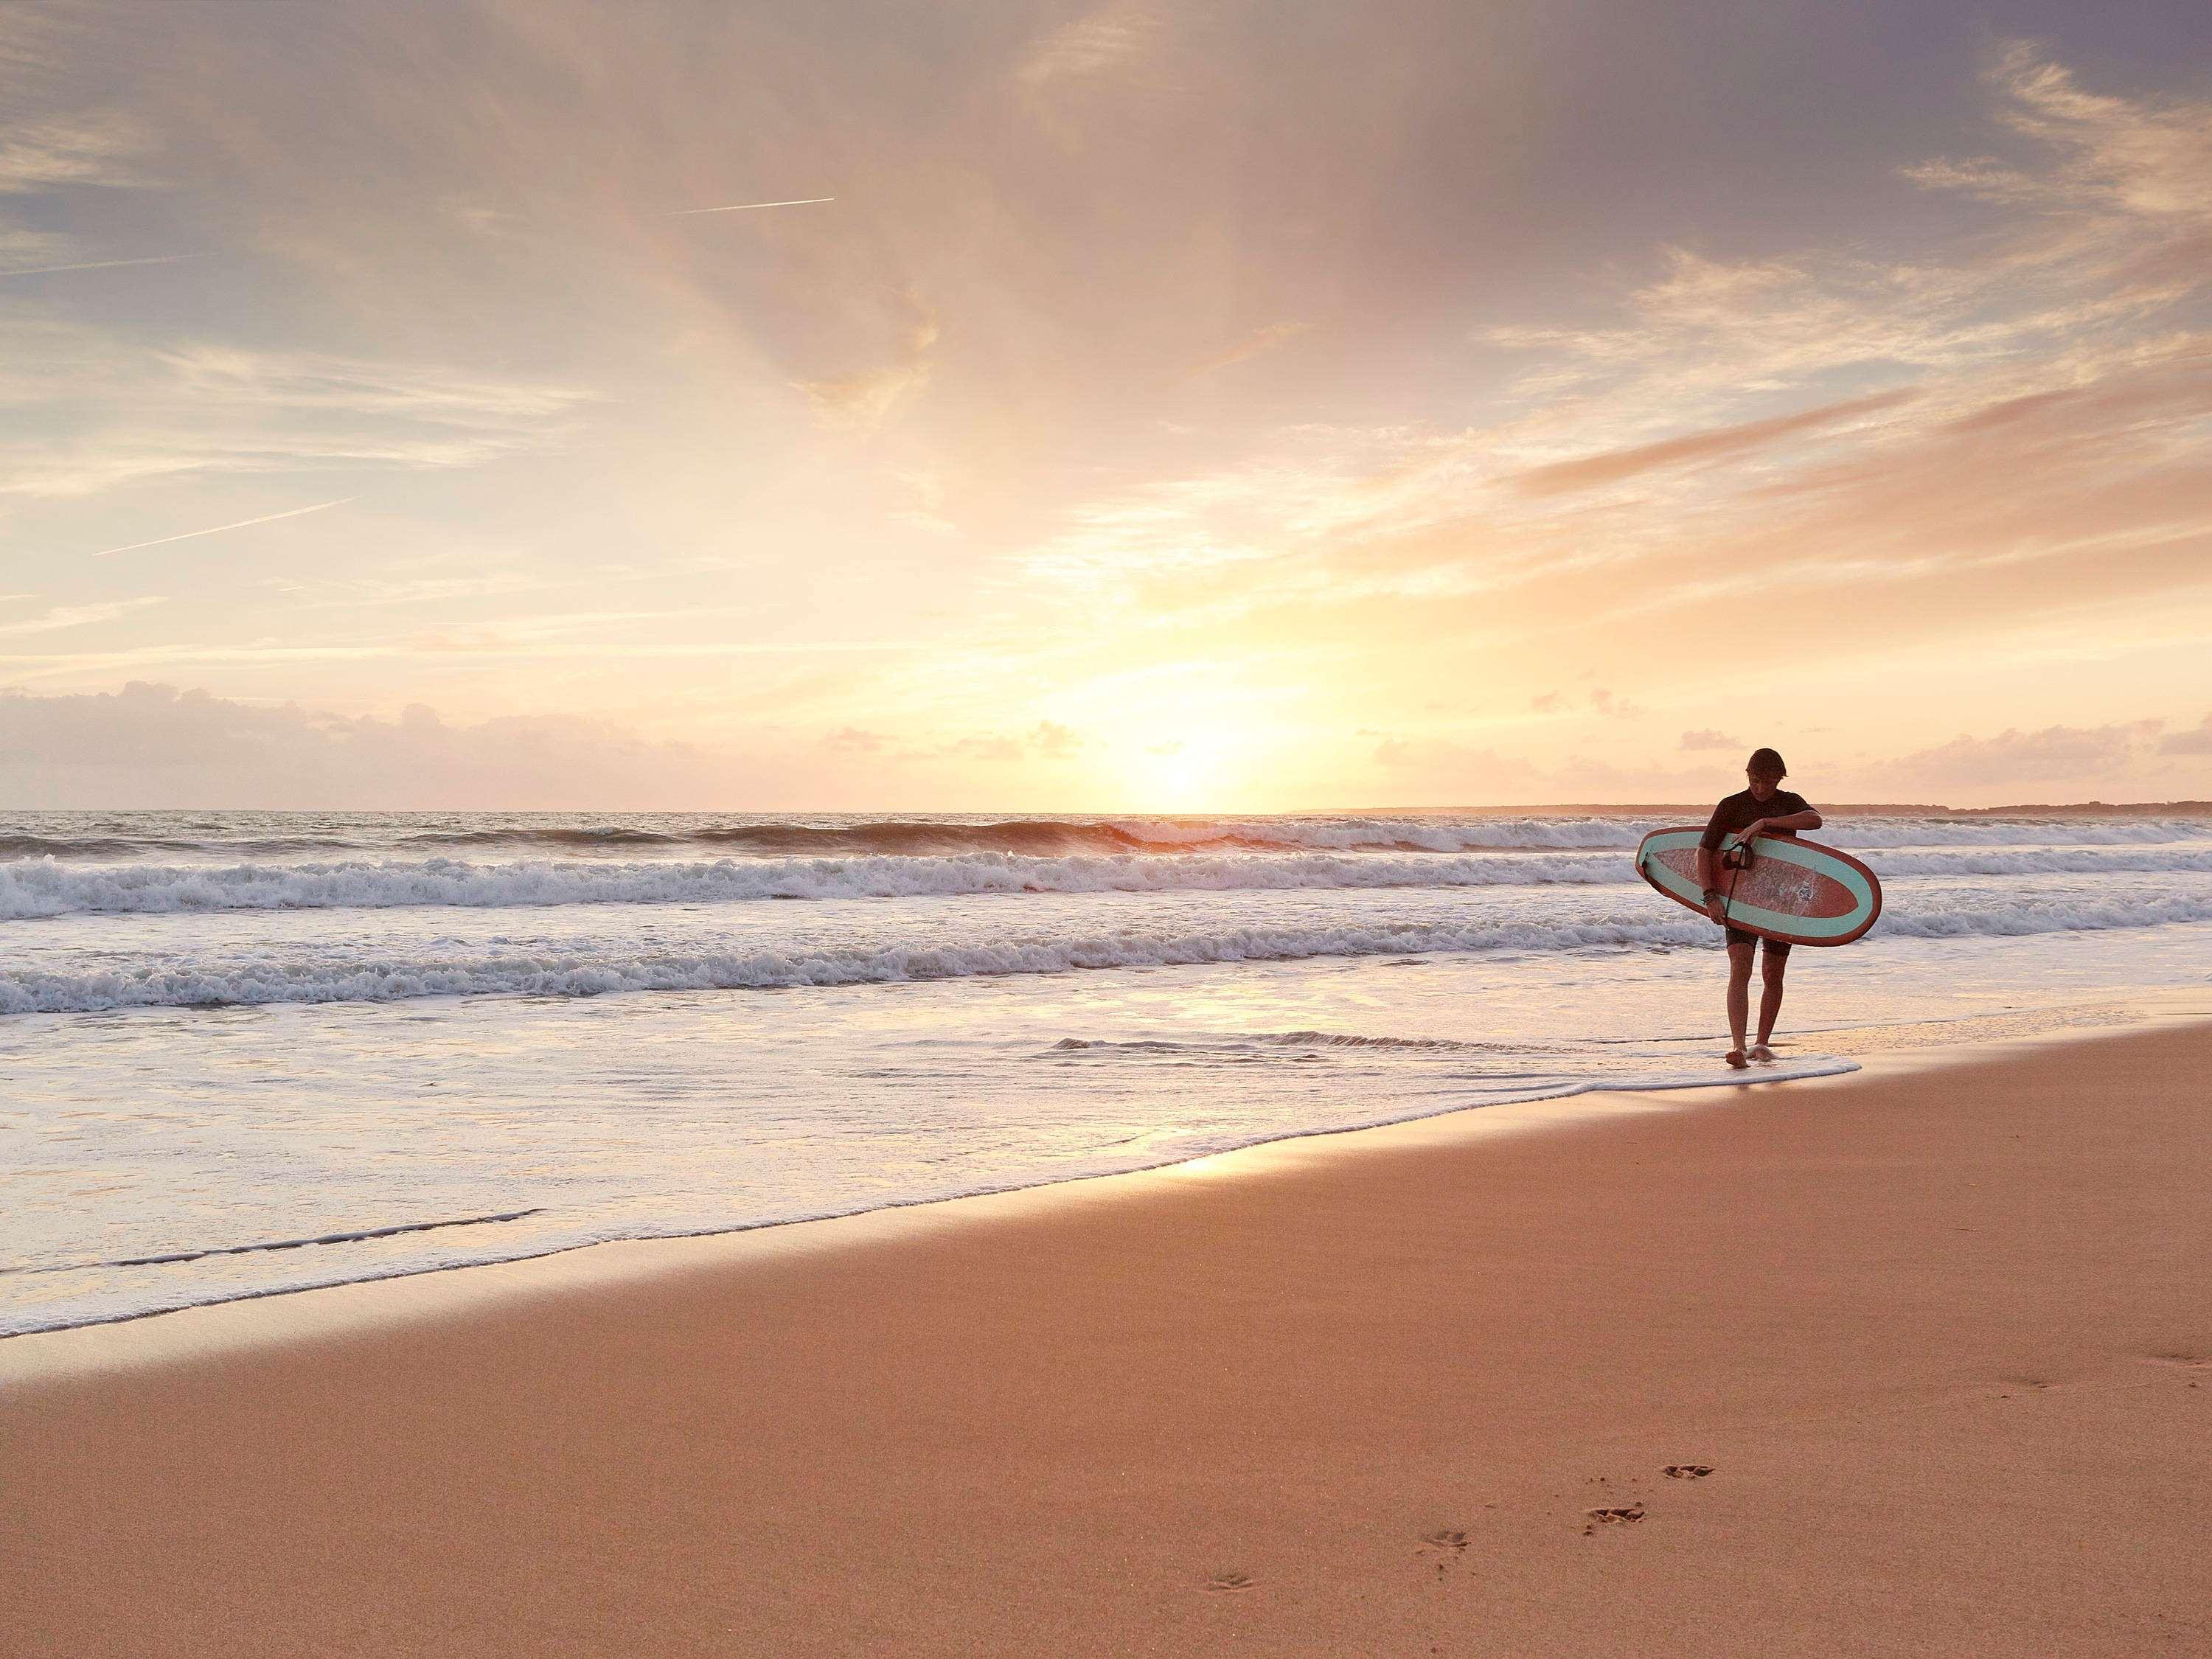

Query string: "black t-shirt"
[1700, 787, 1812, 851]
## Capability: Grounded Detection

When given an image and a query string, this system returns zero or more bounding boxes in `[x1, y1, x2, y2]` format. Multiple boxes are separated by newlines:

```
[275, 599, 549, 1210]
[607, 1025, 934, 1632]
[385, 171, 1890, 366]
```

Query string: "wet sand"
[4, 1022, 2209, 1656]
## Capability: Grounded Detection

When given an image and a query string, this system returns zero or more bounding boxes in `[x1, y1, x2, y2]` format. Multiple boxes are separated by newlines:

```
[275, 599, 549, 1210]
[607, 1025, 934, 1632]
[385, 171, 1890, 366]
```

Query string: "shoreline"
[5, 986, 2202, 1374]
[7, 1006, 2211, 1654]
[5, 985, 2208, 1378]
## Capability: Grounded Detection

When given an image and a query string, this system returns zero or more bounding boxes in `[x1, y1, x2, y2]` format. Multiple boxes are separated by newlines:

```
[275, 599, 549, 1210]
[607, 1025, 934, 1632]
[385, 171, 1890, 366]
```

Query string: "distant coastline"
[1420, 801, 2212, 819]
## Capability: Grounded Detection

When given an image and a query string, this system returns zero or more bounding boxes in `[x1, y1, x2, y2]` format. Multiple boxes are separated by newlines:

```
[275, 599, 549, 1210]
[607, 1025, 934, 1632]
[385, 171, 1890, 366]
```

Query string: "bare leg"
[1755, 945, 1789, 1051]
[1725, 940, 1754, 1063]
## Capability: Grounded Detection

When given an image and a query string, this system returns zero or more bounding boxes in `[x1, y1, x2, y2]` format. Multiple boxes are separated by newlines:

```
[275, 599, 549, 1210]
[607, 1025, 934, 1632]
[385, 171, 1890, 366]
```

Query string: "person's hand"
[1705, 894, 1727, 925]
[1739, 819, 1767, 843]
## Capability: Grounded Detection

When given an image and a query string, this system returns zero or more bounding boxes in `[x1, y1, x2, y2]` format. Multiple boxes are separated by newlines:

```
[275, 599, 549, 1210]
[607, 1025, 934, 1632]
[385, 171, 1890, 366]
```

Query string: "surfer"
[1697, 748, 1822, 1070]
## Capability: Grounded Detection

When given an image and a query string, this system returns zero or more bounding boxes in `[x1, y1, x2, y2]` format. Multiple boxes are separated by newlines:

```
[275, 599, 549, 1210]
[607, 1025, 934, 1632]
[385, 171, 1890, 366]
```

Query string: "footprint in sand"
[1664, 1464, 1715, 1480]
[1419, 1531, 1470, 1579]
[1582, 1503, 1646, 1535]
[1205, 1572, 1256, 1593]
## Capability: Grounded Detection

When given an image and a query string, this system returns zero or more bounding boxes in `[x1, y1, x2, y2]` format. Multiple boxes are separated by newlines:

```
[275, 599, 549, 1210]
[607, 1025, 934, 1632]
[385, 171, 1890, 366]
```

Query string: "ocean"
[5, 807, 2210, 1338]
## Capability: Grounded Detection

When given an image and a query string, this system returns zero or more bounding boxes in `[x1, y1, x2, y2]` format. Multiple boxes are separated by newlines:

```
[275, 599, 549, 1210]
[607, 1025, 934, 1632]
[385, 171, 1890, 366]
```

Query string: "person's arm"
[1696, 807, 1729, 922]
[1742, 796, 1822, 839]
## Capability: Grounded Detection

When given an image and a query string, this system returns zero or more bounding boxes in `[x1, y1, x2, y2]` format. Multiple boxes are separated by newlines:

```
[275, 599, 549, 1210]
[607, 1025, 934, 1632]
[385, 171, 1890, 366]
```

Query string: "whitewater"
[4, 807, 2209, 1336]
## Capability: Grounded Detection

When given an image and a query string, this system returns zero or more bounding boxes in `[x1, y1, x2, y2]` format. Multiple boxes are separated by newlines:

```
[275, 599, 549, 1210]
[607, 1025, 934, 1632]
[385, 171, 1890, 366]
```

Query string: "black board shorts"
[1725, 926, 1792, 954]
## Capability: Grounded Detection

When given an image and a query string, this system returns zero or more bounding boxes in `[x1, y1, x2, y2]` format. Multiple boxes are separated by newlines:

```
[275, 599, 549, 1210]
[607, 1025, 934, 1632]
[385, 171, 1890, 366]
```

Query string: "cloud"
[941, 720, 1088, 763]
[0, 219, 74, 268]
[1680, 728, 1743, 751]
[999, 40, 2212, 709]
[0, 21, 2205, 816]
[0, 597, 164, 638]
[794, 293, 939, 433]
[1188, 321, 1312, 378]
[0, 682, 746, 810]
[1482, 44, 2212, 431]
[0, 335, 592, 498]
[807, 719, 1085, 771]
[260, 569, 554, 611]
[2158, 714, 2212, 757]
[1031, 720, 1083, 758]
[1368, 735, 1545, 787]
[1512, 389, 1919, 496]
[1526, 687, 1642, 719]
[1910, 42, 2212, 223]
[1371, 713, 2203, 806]
[0, 109, 151, 191]
[1012, 1, 1188, 151]
[1015, 4, 1166, 90]
[1888, 720, 2164, 787]
[796, 364, 930, 431]
[0, 4, 155, 191]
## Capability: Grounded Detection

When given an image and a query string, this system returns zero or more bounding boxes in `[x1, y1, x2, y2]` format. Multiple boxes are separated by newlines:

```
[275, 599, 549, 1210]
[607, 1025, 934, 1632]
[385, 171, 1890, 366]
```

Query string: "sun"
[1113, 728, 1256, 813]
[1057, 666, 1293, 813]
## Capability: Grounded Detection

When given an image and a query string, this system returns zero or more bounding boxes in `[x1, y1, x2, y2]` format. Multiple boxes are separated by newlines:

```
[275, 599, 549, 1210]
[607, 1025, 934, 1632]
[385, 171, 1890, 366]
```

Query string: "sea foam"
[7, 885, 2212, 1014]
[6, 843, 2211, 919]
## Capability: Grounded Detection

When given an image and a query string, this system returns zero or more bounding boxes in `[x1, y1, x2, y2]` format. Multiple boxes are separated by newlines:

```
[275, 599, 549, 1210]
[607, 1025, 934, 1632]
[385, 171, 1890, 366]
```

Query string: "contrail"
[92, 497, 358, 560]
[664, 196, 835, 217]
[0, 253, 214, 279]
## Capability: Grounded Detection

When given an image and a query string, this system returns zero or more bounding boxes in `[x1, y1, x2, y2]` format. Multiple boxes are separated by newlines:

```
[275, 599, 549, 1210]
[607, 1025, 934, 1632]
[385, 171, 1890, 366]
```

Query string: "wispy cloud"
[0, 10, 2205, 808]
[91, 497, 358, 559]
[1512, 389, 1921, 496]
[0, 598, 164, 639]
[0, 636, 919, 679]
[0, 109, 152, 191]
[262, 570, 555, 611]
[1010, 40, 2212, 681]
[794, 291, 939, 432]
[1187, 321, 1312, 378]
[0, 334, 594, 498]
[1013, 2, 1182, 147]
[1015, 4, 1166, 89]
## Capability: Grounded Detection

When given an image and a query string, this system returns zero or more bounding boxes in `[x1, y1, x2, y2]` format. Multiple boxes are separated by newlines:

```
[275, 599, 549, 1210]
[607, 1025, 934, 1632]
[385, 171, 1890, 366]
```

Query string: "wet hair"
[1747, 746, 1787, 778]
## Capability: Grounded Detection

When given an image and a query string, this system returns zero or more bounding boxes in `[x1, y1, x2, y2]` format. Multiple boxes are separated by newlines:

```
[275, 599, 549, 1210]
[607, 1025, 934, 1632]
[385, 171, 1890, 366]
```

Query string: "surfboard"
[1635, 827, 1882, 947]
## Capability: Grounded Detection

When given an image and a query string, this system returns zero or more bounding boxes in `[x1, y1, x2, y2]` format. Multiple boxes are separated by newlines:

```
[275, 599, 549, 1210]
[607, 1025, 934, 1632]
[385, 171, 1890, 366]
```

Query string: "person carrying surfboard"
[1697, 748, 1822, 1070]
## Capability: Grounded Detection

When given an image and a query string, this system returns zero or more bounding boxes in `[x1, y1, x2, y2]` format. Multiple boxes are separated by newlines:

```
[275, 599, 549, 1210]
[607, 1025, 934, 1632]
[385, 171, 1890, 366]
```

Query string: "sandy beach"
[5, 1020, 2209, 1657]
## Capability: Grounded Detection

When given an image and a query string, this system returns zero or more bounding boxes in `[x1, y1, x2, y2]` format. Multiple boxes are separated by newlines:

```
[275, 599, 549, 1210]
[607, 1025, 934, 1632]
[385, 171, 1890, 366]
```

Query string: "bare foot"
[1725, 1049, 1749, 1070]
[1747, 1043, 1775, 1062]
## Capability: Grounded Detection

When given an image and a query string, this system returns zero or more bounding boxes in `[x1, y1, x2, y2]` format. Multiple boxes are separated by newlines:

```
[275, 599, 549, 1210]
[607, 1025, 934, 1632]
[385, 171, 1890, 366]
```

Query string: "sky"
[3, 0, 2210, 810]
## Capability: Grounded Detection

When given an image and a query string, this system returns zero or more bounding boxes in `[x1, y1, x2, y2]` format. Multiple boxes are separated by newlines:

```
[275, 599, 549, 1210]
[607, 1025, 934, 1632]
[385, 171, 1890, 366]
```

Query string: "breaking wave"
[7, 886, 2212, 1014]
[7, 813, 2211, 866]
[7, 842, 2212, 919]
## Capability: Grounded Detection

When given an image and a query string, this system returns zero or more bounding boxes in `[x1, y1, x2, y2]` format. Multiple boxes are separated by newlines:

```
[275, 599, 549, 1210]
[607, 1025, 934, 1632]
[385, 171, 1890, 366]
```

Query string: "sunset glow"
[3, 4, 2209, 808]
